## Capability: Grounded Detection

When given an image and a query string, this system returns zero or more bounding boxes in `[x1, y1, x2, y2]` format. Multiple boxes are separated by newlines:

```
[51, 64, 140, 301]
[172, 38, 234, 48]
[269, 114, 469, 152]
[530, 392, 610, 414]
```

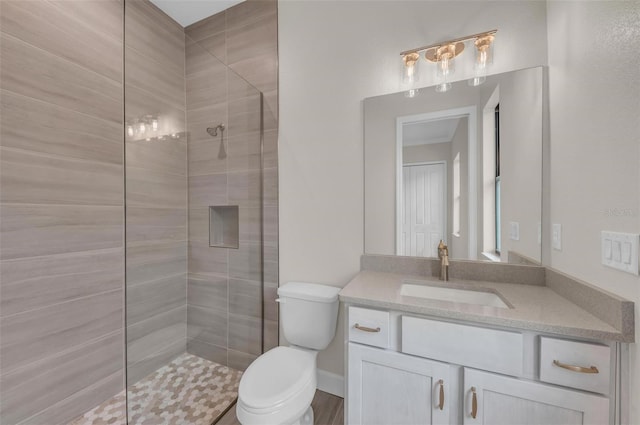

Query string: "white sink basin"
[400, 282, 510, 309]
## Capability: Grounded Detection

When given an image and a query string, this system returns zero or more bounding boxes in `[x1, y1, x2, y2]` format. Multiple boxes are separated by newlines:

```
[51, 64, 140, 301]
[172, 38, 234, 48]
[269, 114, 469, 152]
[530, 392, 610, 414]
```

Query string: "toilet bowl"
[236, 282, 340, 425]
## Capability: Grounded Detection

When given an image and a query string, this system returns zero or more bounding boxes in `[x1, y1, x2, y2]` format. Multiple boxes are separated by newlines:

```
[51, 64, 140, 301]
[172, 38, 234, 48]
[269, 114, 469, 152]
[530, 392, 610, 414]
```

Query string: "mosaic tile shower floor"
[69, 353, 242, 425]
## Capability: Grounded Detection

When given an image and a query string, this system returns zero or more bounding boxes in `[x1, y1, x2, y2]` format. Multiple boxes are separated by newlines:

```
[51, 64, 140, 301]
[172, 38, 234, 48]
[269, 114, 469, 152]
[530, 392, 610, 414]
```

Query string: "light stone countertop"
[339, 270, 627, 342]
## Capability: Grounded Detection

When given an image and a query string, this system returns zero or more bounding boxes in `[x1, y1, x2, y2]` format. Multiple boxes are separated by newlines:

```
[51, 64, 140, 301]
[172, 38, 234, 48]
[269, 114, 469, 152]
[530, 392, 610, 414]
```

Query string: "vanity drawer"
[402, 316, 524, 377]
[540, 337, 610, 394]
[348, 306, 390, 348]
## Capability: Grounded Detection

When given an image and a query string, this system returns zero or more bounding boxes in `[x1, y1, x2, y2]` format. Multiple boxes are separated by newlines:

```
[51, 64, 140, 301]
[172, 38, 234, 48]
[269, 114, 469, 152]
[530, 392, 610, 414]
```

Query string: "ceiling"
[149, 0, 245, 27]
[403, 118, 461, 147]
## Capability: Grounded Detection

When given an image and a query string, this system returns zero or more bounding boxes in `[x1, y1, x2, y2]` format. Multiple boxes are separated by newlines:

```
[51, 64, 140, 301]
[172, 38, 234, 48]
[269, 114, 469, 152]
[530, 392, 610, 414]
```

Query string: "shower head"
[207, 124, 225, 137]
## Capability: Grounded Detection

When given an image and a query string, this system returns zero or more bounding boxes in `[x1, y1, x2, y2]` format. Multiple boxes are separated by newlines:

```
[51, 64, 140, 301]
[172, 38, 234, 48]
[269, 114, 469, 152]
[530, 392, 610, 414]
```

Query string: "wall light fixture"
[401, 29, 497, 93]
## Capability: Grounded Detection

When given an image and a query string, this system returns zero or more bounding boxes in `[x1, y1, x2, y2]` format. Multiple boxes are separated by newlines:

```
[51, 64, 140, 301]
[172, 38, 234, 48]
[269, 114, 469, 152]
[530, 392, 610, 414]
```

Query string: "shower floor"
[69, 353, 242, 425]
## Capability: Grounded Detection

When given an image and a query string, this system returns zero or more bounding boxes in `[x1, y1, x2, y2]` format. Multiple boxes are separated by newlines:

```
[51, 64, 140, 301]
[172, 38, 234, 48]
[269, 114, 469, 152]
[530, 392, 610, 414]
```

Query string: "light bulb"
[402, 53, 420, 85]
[469, 35, 494, 87]
[138, 122, 146, 134]
[151, 118, 159, 131]
[127, 125, 134, 137]
[404, 89, 419, 98]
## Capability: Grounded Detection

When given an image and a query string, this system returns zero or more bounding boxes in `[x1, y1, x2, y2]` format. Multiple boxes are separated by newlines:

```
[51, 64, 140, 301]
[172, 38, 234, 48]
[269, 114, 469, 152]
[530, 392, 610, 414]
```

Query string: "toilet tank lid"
[278, 282, 340, 303]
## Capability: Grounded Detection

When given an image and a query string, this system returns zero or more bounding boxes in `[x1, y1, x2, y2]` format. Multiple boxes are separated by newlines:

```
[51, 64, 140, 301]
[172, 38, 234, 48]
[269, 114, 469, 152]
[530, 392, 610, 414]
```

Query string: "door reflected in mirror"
[364, 67, 543, 264]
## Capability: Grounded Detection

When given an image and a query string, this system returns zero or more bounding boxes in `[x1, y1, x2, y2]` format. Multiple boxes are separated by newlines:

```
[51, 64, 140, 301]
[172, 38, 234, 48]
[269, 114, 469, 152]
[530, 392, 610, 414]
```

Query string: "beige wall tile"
[229, 278, 261, 318]
[125, 0, 184, 77]
[188, 241, 228, 276]
[1, 91, 122, 165]
[228, 313, 261, 356]
[127, 337, 185, 385]
[0, 148, 123, 206]
[0, 249, 122, 317]
[127, 306, 186, 365]
[229, 241, 262, 282]
[126, 207, 187, 243]
[185, 11, 225, 42]
[227, 349, 257, 372]
[0, 0, 122, 82]
[48, 0, 124, 42]
[0, 204, 122, 260]
[126, 167, 187, 209]
[127, 273, 186, 324]
[0, 290, 122, 372]
[188, 174, 228, 206]
[186, 65, 227, 110]
[225, 0, 276, 31]
[187, 305, 227, 347]
[187, 338, 227, 365]
[188, 273, 228, 311]
[126, 241, 187, 285]
[0, 332, 122, 425]
[0, 34, 122, 124]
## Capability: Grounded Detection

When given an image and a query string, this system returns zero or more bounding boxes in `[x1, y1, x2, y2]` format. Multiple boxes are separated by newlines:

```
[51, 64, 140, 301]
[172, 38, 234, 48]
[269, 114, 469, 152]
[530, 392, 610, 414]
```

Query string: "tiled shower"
[0, 0, 278, 423]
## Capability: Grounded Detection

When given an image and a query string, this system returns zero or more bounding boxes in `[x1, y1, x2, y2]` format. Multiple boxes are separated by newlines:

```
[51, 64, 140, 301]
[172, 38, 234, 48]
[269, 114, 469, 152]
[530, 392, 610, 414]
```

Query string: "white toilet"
[236, 282, 341, 425]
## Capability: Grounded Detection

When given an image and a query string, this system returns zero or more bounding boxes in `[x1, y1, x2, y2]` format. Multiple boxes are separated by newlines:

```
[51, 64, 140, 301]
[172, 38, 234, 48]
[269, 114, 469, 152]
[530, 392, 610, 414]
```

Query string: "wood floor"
[217, 390, 344, 425]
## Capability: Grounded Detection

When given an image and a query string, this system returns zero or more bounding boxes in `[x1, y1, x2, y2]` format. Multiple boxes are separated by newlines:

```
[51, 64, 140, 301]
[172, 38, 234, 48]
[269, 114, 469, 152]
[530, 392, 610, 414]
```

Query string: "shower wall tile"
[126, 241, 187, 286]
[188, 241, 229, 275]
[17, 371, 124, 425]
[187, 305, 228, 347]
[187, 339, 228, 366]
[186, 65, 227, 109]
[127, 306, 186, 365]
[188, 173, 228, 206]
[125, 0, 184, 77]
[0, 33, 122, 124]
[126, 167, 187, 209]
[188, 274, 229, 311]
[0, 204, 122, 260]
[229, 278, 262, 318]
[127, 337, 186, 385]
[125, 84, 187, 136]
[125, 45, 186, 109]
[0, 0, 122, 82]
[228, 313, 262, 356]
[127, 274, 187, 324]
[1, 88, 122, 165]
[225, 0, 275, 31]
[0, 248, 122, 317]
[228, 349, 257, 372]
[0, 0, 124, 422]
[0, 331, 122, 425]
[229, 242, 262, 282]
[185, 11, 225, 42]
[0, 289, 123, 373]
[126, 207, 187, 242]
[0, 148, 123, 206]
[185, 0, 279, 365]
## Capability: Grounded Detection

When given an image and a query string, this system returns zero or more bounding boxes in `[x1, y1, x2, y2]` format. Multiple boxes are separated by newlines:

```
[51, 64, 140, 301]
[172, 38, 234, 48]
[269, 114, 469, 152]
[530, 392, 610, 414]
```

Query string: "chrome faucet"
[437, 240, 449, 281]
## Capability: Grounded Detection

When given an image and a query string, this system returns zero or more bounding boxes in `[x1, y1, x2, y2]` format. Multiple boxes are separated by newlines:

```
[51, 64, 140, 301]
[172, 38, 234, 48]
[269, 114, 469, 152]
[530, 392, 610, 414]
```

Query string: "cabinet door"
[463, 368, 609, 425]
[348, 343, 450, 425]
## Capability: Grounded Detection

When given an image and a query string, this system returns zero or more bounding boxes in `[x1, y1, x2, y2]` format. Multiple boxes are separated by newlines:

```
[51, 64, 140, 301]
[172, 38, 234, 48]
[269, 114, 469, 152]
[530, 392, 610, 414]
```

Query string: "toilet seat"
[237, 346, 317, 425]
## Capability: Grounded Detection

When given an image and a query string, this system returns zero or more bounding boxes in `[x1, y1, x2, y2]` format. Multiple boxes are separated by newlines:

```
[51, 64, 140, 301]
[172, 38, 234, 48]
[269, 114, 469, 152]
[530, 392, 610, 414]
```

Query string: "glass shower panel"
[124, 2, 265, 422]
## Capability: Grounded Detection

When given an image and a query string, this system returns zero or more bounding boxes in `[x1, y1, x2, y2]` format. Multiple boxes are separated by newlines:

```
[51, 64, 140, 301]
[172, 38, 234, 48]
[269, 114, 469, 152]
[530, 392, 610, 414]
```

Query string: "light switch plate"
[601, 231, 639, 275]
[552, 224, 562, 251]
[509, 222, 520, 241]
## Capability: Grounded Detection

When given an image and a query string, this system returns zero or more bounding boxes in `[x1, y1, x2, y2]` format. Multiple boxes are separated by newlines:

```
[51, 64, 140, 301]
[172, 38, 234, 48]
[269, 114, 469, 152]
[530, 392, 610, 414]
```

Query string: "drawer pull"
[470, 387, 478, 419]
[354, 323, 381, 333]
[437, 379, 444, 410]
[553, 360, 599, 374]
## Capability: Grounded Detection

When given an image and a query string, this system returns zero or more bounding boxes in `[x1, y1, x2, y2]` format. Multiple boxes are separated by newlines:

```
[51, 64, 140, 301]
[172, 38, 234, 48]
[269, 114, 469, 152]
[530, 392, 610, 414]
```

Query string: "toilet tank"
[277, 282, 340, 350]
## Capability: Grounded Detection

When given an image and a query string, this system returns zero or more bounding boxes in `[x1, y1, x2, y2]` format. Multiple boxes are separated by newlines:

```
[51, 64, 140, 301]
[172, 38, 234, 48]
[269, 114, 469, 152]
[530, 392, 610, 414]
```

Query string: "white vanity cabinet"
[463, 368, 609, 425]
[348, 343, 450, 425]
[345, 306, 619, 425]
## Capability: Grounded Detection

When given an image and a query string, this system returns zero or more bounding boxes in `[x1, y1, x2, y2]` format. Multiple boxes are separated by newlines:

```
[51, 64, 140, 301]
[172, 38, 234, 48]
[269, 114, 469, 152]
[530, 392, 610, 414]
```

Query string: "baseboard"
[317, 369, 344, 398]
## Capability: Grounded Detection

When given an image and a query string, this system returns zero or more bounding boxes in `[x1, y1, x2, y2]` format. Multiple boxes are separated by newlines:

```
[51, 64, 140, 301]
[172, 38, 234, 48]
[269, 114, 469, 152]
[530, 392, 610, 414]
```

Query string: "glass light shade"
[469, 35, 494, 87]
[402, 53, 420, 85]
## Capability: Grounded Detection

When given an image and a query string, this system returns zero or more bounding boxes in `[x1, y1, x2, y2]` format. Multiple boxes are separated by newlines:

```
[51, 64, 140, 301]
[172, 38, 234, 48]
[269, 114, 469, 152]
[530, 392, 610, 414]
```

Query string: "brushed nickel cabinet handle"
[470, 387, 478, 419]
[437, 379, 445, 410]
[354, 323, 381, 333]
[553, 360, 599, 374]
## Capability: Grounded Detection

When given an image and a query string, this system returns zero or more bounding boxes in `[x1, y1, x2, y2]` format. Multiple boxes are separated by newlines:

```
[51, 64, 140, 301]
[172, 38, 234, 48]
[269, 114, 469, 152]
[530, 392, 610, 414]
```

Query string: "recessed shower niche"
[209, 205, 239, 248]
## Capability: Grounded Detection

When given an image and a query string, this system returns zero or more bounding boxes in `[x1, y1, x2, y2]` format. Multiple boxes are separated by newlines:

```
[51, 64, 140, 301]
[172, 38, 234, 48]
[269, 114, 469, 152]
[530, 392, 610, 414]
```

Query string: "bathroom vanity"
[340, 260, 634, 425]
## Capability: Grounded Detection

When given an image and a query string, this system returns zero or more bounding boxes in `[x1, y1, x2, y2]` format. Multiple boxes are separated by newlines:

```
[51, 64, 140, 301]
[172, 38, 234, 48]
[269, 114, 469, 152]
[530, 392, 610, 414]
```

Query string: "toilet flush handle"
[275, 298, 285, 303]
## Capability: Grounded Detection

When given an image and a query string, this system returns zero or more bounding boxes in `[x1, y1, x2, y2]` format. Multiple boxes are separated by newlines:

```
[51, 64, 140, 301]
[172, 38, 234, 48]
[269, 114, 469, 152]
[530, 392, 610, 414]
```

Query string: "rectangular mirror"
[365, 66, 543, 264]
